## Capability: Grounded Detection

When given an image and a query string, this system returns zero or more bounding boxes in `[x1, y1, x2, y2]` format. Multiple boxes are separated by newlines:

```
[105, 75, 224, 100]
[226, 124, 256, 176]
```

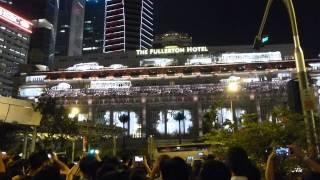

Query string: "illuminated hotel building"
[20, 43, 319, 140]
[0, 5, 32, 96]
[103, 0, 154, 53]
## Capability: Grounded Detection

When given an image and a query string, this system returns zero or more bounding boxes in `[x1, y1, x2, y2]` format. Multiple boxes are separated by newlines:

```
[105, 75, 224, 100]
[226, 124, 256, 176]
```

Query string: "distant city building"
[0, 5, 32, 96]
[55, 0, 85, 56]
[0, 0, 12, 6]
[82, 0, 104, 54]
[153, 32, 192, 48]
[28, 19, 55, 66]
[6, 0, 59, 67]
[103, 0, 154, 53]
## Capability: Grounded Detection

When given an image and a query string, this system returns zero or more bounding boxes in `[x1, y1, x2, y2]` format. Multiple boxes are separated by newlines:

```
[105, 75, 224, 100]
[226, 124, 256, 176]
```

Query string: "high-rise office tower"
[6, 0, 59, 67]
[0, 5, 32, 96]
[56, 0, 85, 56]
[0, 0, 12, 6]
[82, 0, 105, 54]
[103, 0, 154, 53]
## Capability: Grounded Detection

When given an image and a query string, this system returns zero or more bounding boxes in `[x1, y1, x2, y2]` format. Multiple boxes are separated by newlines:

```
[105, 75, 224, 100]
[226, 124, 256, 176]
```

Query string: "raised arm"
[0, 152, 6, 174]
[52, 153, 70, 175]
[289, 145, 320, 173]
[265, 151, 276, 180]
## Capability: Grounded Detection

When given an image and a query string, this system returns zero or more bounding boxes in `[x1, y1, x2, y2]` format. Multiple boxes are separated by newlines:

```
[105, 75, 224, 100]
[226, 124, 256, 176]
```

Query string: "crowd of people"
[1, 145, 320, 180]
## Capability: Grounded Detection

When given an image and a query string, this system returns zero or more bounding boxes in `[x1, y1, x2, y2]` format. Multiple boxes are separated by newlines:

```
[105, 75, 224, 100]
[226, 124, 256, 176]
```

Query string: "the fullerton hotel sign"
[136, 46, 209, 56]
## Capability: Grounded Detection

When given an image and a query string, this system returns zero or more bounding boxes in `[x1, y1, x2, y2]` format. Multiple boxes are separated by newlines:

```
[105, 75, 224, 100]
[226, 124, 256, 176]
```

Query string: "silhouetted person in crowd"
[226, 147, 261, 180]
[129, 168, 147, 180]
[33, 165, 64, 180]
[160, 157, 190, 180]
[200, 160, 231, 180]
[144, 154, 170, 179]
[79, 155, 100, 180]
[190, 159, 202, 180]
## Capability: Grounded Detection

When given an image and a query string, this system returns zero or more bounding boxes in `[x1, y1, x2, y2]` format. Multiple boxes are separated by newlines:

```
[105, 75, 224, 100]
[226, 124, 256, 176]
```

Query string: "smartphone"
[1, 152, 6, 155]
[186, 156, 194, 164]
[47, 153, 52, 159]
[276, 147, 290, 156]
[89, 149, 99, 154]
[198, 152, 204, 157]
[134, 156, 144, 162]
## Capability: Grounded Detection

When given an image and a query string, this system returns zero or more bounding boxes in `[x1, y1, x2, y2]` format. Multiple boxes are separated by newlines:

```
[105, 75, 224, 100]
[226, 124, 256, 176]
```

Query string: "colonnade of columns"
[71, 93, 286, 139]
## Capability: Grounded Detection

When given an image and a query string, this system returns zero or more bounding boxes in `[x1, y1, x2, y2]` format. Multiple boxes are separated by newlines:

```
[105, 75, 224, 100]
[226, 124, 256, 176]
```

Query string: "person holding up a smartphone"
[265, 145, 320, 180]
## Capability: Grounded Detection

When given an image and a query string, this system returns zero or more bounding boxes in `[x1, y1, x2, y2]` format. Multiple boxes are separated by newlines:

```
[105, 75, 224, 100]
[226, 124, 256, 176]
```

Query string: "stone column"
[164, 109, 168, 136]
[256, 100, 262, 122]
[110, 110, 114, 126]
[141, 97, 147, 138]
[88, 99, 93, 121]
[197, 103, 203, 137]
[193, 96, 203, 137]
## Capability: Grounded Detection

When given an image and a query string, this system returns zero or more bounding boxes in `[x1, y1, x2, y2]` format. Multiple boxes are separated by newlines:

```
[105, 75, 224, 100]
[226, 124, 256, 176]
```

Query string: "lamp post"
[283, 0, 319, 153]
[227, 82, 240, 132]
[255, 0, 319, 153]
[68, 107, 80, 160]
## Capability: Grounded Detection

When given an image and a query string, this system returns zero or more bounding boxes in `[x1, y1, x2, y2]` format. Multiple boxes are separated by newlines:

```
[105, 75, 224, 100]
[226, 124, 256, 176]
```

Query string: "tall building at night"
[0, 5, 32, 96]
[0, 0, 12, 6]
[6, 0, 59, 67]
[103, 0, 154, 53]
[55, 0, 85, 56]
[82, 0, 105, 54]
[153, 32, 193, 48]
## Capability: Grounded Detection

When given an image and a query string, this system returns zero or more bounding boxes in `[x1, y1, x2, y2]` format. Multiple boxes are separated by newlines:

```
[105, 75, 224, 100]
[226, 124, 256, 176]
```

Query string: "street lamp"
[68, 107, 80, 162]
[68, 107, 80, 119]
[255, 0, 319, 153]
[227, 82, 240, 131]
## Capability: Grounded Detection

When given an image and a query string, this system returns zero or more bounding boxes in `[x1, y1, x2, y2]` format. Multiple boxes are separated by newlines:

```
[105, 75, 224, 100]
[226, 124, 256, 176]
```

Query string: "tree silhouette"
[34, 97, 78, 150]
[173, 111, 186, 144]
[118, 113, 130, 150]
[203, 100, 224, 134]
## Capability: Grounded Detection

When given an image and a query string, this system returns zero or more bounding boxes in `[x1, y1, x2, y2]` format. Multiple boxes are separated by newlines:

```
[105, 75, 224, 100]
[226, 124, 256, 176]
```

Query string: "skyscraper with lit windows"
[82, 0, 105, 54]
[103, 0, 153, 53]
[0, 5, 32, 96]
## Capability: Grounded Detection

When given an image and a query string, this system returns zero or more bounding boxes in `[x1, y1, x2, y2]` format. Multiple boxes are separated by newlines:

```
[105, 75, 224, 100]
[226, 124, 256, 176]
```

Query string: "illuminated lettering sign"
[0, 6, 32, 33]
[136, 46, 208, 56]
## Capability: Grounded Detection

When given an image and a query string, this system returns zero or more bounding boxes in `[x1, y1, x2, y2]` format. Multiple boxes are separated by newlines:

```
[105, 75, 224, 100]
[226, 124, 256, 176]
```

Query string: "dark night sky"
[154, 0, 320, 58]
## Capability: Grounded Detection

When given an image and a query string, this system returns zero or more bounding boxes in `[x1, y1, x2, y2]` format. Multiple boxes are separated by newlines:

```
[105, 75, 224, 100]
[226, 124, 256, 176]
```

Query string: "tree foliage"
[203, 106, 306, 164]
[34, 97, 79, 142]
[202, 100, 224, 134]
[174, 111, 186, 143]
[118, 113, 130, 135]
[118, 113, 130, 126]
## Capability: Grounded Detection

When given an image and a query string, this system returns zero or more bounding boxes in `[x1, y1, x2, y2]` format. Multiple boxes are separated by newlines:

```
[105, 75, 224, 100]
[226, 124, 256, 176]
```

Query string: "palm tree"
[173, 111, 186, 144]
[118, 113, 130, 150]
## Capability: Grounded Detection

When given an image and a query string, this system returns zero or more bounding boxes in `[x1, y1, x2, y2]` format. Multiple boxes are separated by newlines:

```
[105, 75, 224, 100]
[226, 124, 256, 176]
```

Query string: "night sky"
[154, 0, 320, 58]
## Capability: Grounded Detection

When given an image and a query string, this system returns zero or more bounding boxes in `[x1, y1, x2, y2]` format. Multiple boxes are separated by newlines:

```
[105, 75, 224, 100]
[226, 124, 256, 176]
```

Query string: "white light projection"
[156, 110, 193, 135]
[216, 108, 246, 124]
[104, 111, 141, 137]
